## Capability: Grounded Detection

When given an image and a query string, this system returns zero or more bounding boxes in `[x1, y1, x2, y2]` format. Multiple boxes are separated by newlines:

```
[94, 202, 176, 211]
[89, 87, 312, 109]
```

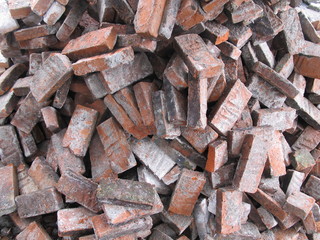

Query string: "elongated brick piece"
[292, 126, 320, 151]
[72, 47, 134, 76]
[43, 1, 65, 25]
[30, 0, 53, 16]
[168, 169, 206, 216]
[14, 24, 60, 41]
[174, 34, 223, 79]
[0, 0, 19, 34]
[294, 55, 320, 79]
[206, 140, 228, 172]
[209, 79, 252, 135]
[62, 105, 98, 157]
[16, 187, 64, 218]
[57, 207, 96, 237]
[30, 53, 72, 103]
[158, 0, 182, 39]
[62, 27, 117, 60]
[97, 117, 136, 174]
[163, 54, 188, 91]
[56, 170, 101, 212]
[16, 222, 52, 240]
[284, 191, 315, 220]
[0, 90, 18, 118]
[0, 63, 27, 95]
[0, 165, 18, 216]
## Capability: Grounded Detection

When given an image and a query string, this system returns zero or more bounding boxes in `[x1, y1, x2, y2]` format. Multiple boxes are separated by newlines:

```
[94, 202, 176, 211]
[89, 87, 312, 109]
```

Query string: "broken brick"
[205, 140, 228, 173]
[16, 222, 51, 240]
[0, 165, 18, 216]
[284, 191, 315, 219]
[0, 63, 27, 95]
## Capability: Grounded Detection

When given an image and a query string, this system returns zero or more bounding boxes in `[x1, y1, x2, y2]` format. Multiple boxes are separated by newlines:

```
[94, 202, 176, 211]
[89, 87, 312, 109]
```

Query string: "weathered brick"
[209, 79, 252, 135]
[275, 54, 294, 79]
[203, 22, 229, 45]
[257, 207, 278, 229]
[14, 24, 60, 42]
[0, 165, 18, 216]
[284, 191, 315, 219]
[290, 149, 316, 172]
[8, 0, 31, 19]
[17, 164, 38, 195]
[205, 140, 228, 172]
[0, 90, 18, 118]
[43, 2, 65, 26]
[217, 41, 242, 60]
[109, 0, 135, 24]
[30, 0, 54, 16]
[225, 22, 252, 48]
[293, 126, 320, 151]
[158, 0, 182, 39]
[41, 106, 61, 133]
[56, 170, 101, 212]
[227, 1, 263, 24]
[294, 55, 320, 79]
[62, 27, 117, 60]
[0, 0, 20, 34]
[16, 187, 64, 218]
[16, 222, 51, 240]
[160, 208, 193, 235]
[0, 63, 27, 95]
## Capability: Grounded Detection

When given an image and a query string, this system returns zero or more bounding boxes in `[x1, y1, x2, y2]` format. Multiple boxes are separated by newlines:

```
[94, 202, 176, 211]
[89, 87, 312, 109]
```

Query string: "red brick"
[254, 42, 275, 69]
[206, 140, 228, 172]
[160, 209, 192, 235]
[14, 24, 60, 41]
[293, 126, 320, 151]
[257, 207, 278, 229]
[0, 90, 18, 118]
[109, 0, 135, 24]
[0, 0, 19, 34]
[115, 33, 157, 53]
[41, 106, 61, 133]
[290, 149, 316, 172]
[227, 1, 263, 24]
[275, 54, 294, 79]
[203, 21, 229, 45]
[294, 55, 320, 79]
[16, 222, 51, 240]
[0, 63, 27, 95]
[225, 22, 252, 48]
[284, 191, 315, 219]
[43, 2, 65, 26]
[17, 164, 39, 195]
[208, 72, 226, 102]
[158, 0, 182, 39]
[8, 0, 31, 19]
[0, 165, 18, 216]
[62, 27, 117, 60]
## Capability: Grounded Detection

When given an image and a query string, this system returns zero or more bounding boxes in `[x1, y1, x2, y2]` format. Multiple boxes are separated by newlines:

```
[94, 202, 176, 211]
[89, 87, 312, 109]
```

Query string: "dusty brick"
[241, 41, 258, 70]
[0, 90, 19, 118]
[290, 149, 316, 172]
[174, 34, 223, 79]
[99, 52, 153, 94]
[9, 212, 34, 231]
[83, 73, 107, 100]
[62, 27, 117, 60]
[72, 47, 134, 76]
[43, 2, 65, 26]
[209, 79, 252, 135]
[289, 73, 306, 96]
[41, 106, 61, 133]
[254, 42, 275, 68]
[17, 164, 38, 195]
[307, 78, 320, 95]
[283, 170, 305, 197]
[52, 78, 71, 109]
[205, 140, 228, 172]
[292, 126, 320, 151]
[14, 24, 60, 42]
[62, 105, 98, 157]
[56, 170, 101, 212]
[0, 165, 18, 216]
[16, 222, 51, 240]
[30, 0, 53, 16]
[284, 191, 315, 219]
[16, 129, 37, 157]
[0, 0, 20, 34]
[160, 208, 193, 235]
[18, 35, 58, 50]
[109, 0, 135, 24]
[217, 41, 241, 60]
[57, 207, 96, 237]
[8, 0, 31, 19]
[203, 22, 229, 45]
[227, 1, 263, 24]
[0, 63, 27, 95]
[16, 187, 64, 218]
[0, 125, 22, 166]
[158, 0, 182, 39]
[275, 54, 294, 79]
[225, 22, 252, 48]
[168, 169, 205, 216]
[257, 207, 278, 229]
[208, 72, 226, 102]
[28, 53, 42, 75]
[294, 55, 320, 79]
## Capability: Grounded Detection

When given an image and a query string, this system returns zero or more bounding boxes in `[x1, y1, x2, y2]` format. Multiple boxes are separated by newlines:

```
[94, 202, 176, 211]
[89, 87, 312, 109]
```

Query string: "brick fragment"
[0, 165, 18, 216]
[17, 129, 37, 157]
[97, 117, 136, 174]
[16, 187, 64, 218]
[217, 41, 241, 60]
[53, 78, 71, 109]
[225, 23, 252, 48]
[294, 55, 320, 79]
[8, 0, 31, 19]
[57, 207, 96, 237]
[290, 149, 316, 172]
[284, 191, 315, 219]
[174, 34, 223, 79]
[283, 170, 305, 197]
[209, 79, 252, 135]
[275, 54, 294, 79]
[56, 170, 101, 212]
[208, 72, 226, 102]
[290, 73, 306, 96]
[41, 106, 61, 133]
[254, 42, 275, 68]
[304, 175, 320, 200]
[14, 24, 60, 42]
[292, 126, 320, 151]
[115, 33, 157, 53]
[62, 27, 116, 60]
[216, 187, 242, 234]
[206, 140, 228, 172]
[16, 222, 51, 240]
[0, 90, 18, 118]
[17, 164, 38, 195]
[62, 105, 98, 157]
[203, 22, 229, 45]
[43, 2, 65, 26]
[83, 73, 107, 100]
[109, 0, 135, 24]
[0, 123, 23, 163]
[241, 41, 258, 70]
[30, 0, 53, 16]
[227, 1, 263, 24]
[160, 209, 193, 235]
[158, 0, 182, 39]
[257, 207, 278, 229]
[0, 63, 27, 95]
[18, 35, 58, 50]
[0, 0, 20, 34]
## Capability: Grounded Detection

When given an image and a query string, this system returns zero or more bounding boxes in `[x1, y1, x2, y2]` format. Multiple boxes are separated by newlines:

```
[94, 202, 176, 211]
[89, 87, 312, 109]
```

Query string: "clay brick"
[16, 222, 51, 240]
[299, 12, 320, 44]
[158, 0, 182, 39]
[83, 73, 107, 100]
[290, 73, 306, 96]
[30, 0, 54, 16]
[56, 170, 101, 212]
[0, 90, 19, 118]
[8, 0, 31, 19]
[160, 208, 193, 235]
[28, 156, 59, 190]
[92, 214, 152, 239]
[174, 34, 223, 79]
[275, 54, 294, 79]
[102, 189, 163, 224]
[307, 78, 320, 95]
[0, 165, 18, 216]
[109, 0, 135, 24]
[72, 47, 134, 76]
[46, 129, 85, 174]
[252, 61, 299, 99]
[203, 22, 229, 45]
[162, 165, 181, 185]
[225, 23, 252, 48]
[284, 191, 315, 219]
[241, 41, 258, 70]
[290, 149, 316, 172]
[53, 78, 71, 109]
[57, 207, 96, 236]
[216, 187, 242, 234]
[163, 54, 189, 91]
[130, 137, 176, 180]
[168, 169, 205, 216]
[294, 55, 320, 79]
[9, 212, 34, 231]
[28, 53, 42, 75]
[16, 187, 64, 218]
[97, 117, 136, 174]
[252, 107, 296, 131]
[17, 164, 39, 195]
[0, 0, 20, 34]
[187, 76, 207, 129]
[18, 35, 58, 50]
[292, 126, 320, 151]
[62, 105, 98, 157]
[206, 140, 228, 172]
[254, 42, 275, 68]
[304, 175, 320, 200]
[115, 33, 157, 53]
[208, 72, 226, 102]
[134, 0, 166, 38]
[257, 207, 278, 229]
[209, 79, 252, 135]
[0, 63, 27, 95]
[99, 52, 152, 94]
[283, 170, 305, 197]
[17, 129, 37, 157]
[149, 229, 173, 240]
[233, 134, 268, 193]
[227, 1, 263, 24]
[217, 41, 241, 60]
[43, 2, 65, 26]
[62, 27, 117, 60]
[0, 125, 22, 166]
[41, 106, 61, 133]
[14, 24, 60, 42]
[233, 105, 253, 129]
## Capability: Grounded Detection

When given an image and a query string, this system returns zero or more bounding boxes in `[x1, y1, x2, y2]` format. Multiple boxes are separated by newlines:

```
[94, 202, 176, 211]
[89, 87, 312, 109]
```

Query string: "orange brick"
[0, 165, 18, 216]
[206, 140, 228, 172]
[16, 222, 51, 240]
[30, 0, 54, 16]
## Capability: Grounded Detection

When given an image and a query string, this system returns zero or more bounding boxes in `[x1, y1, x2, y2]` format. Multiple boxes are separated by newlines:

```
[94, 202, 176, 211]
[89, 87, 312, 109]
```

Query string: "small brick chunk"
[206, 140, 228, 172]
[254, 42, 275, 68]
[8, 0, 31, 19]
[158, 0, 182, 39]
[62, 105, 98, 157]
[100, 53, 153, 94]
[97, 117, 136, 174]
[109, 0, 135, 24]
[62, 27, 117, 60]
[0, 63, 27, 95]
[283, 170, 305, 197]
[217, 41, 241, 60]
[257, 207, 278, 229]
[228, 1, 263, 24]
[284, 192, 315, 219]
[41, 106, 61, 133]
[43, 2, 65, 25]
[290, 149, 316, 172]
[0, 126, 22, 166]
[294, 55, 320, 79]
[92, 214, 152, 239]
[163, 54, 188, 91]
[0, 90, 19, 118]
[252, 61, 299, 99]
[17, 164, 39, 195]
[0, 165, 18, 216]
[84, 73, 108, 99]
[56, 170, 100, 212]
[14, 24, 60, 41]
[97, 178, 155, 210]
[203, 22, 229, 45]
[30, 0, 53, 16]
[292, 126, 320, 151]
[216, 187, 242, 234]
[209, 79, 252, 135]
[134, 0, 166, 38]
[160, 209, 193, 235]
[57, 207, 96, 237]
[174, 34, 223, 79]
[72, 47, 134, 76]
[28, 157, 59, 190]
[16, 222, 51, 240]
[168, 169, 205, 216]
[16, 187, 64, 218]
[0, 0, 19, 34]
[233, 134, 268, 193]
[187, 76, 207, 129]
